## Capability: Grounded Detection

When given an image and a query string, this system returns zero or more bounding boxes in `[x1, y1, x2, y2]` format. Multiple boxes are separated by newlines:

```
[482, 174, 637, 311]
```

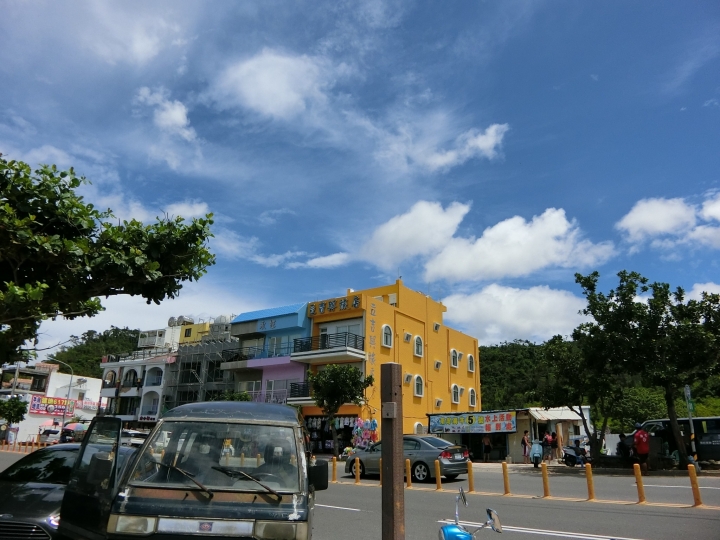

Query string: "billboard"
[429, 411, 517, 434]
[29, 395, 75, 416]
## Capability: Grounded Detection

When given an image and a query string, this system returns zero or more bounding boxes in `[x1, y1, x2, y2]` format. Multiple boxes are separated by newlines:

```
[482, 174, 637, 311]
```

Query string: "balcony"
[291, 332, 365, 364]
[244, 389, 288, 405]
[287, 382, 314, 405]
[144, 376, 163, 387]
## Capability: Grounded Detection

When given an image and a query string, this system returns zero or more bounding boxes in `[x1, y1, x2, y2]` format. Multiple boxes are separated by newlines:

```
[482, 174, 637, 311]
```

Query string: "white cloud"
[615, 198, 697, 242]
[211, 229, 303, 267]
[590, 74, 599, 81]
[164, 200, 210, 219]
[443, 284, 587, 344]
[419, 124, 510, 172]
[208, 49, 332, 120]
[425, 208, 615, 282]
[688, 282, 720, 300]
[289, 253, 351, 269]
[359, 201, 470, 271]
[616, 194, 720, 250]
[258, 208, 296, 226]
[34, 280, 265, 359]
[663, 33, 720, 95]
[704, 98, 719, 108]
[135, 87, 196, 141]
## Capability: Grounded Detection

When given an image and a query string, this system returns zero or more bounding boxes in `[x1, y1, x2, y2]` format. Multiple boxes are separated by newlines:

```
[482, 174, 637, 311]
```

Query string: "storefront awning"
[528, 408, 583, 422]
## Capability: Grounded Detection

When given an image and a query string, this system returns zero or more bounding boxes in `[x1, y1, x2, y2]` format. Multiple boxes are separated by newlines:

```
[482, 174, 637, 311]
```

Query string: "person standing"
[550, 431, 559, 461]
[482, 434, 492, 463]
[521, 430, 530, 464]
[633, 423, 650, 475]
[542, 431, 552, 461]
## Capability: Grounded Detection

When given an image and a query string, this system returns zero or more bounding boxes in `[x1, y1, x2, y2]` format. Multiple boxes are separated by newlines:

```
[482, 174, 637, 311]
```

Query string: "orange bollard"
[467, 461, 475, 492]
[585, 464, 596, 501]
[331, 456, 337, 483]
[257, 453, 262, 467]
[434, 460, 442, 491]
[633, 463, 646, 504]
[241, 452, 245, 467]
[688, 464, 703, 507]
[502, 461, 511, 495]
[541, 462, 551, 498]
[354, 457, 361, 484]
[405, 459, 412, 488]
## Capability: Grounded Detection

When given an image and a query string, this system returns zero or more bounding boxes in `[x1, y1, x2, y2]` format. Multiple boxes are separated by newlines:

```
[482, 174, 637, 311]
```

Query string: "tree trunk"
[664, 383, 689, 467]
[329, 417, 339, 458]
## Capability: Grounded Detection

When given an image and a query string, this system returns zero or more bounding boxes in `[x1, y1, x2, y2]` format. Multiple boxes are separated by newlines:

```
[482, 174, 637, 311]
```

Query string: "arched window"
[469, 388, 477, 408]
[103, 371, 116, 386]
[414, 422, 425, 434]
[382, 325, 393, 347]
[414, 375, 424, 397]
[467, 354, 475, 373]
[414, 336, 423, 357]
[450, 349, 458, 368]
[451, 384, 460, 404]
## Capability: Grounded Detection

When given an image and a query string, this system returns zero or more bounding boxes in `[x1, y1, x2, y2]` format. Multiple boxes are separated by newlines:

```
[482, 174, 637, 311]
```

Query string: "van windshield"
[129, 421, 300, 493]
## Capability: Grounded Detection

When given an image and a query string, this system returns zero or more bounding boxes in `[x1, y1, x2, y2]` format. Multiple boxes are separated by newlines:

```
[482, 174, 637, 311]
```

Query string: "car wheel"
[412, 462, 430, 483]
[444, 474, 459, 481]
[351, 460, 365, 478]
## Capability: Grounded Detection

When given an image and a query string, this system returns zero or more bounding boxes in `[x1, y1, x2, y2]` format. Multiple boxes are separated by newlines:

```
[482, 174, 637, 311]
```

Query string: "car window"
[403, 439, 420, 451]
[421, 437, 451, 448]
[0, 447, 78, 484]
[371, 443, 382, 452]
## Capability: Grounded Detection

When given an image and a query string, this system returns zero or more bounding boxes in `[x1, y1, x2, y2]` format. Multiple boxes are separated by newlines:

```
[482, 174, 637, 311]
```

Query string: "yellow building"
[178, 322, 210, 344]
[291, 280, 479, 438]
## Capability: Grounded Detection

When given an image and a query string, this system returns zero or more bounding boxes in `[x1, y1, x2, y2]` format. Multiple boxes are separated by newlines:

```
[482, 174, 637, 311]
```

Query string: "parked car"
[38, 429, 61, 444]
[345, 435, 469, 482]
[120, 429, 149, 448]
[0, 443, 137, 539]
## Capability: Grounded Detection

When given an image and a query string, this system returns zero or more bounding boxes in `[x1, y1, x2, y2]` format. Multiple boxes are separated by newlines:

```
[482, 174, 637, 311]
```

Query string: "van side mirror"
[308, 460, 328, 491]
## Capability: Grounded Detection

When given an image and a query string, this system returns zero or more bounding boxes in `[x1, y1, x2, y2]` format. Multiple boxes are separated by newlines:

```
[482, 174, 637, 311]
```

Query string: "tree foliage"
[214, 390, 252, 402]
[309, 364, 374, 456]
[0, 156, 215, 362]
[0, 397, 28, 425]
[572, 271, 720, 465]
[479, 340, 544, 410]
[47, 327, 140, 379]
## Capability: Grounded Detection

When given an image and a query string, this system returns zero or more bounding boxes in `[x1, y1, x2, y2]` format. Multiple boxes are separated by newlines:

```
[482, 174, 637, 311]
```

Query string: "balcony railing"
[141, 408, 159, 416]
[289, 382, 312, 399]
[220, 343, 295, 364]
[244, 389, 288, 405]
[102, 381, 117, 389]
[293, 332, 364, 353]
[145, 376, 163, 387]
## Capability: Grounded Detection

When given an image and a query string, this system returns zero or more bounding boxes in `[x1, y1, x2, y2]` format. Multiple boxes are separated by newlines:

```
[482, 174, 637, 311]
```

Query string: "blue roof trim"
[232, 303, 306, 323]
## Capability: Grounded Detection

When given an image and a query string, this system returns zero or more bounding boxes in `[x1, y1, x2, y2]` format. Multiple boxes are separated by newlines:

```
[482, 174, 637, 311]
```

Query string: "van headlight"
[254, 521, 308, 540]
[107, 514, 157, 535]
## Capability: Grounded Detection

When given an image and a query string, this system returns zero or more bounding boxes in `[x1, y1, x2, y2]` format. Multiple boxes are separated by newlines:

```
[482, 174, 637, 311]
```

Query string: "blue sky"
[1, 1, 719, 355]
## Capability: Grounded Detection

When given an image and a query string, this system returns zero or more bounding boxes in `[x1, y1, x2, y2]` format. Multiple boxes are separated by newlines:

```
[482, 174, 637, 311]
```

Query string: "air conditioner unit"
[403, 332, 412, 342]
[434, 398, 443, 408]
[459, 387, 465, 396]
[403, 373, 413, 384]
[458, 352, 463, 361]
[433, 323, 440, 332]
[434, 360, 442, 369]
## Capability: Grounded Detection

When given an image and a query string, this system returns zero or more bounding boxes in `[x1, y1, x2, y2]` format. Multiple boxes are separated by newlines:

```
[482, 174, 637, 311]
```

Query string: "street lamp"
[48, 360, 73, 434]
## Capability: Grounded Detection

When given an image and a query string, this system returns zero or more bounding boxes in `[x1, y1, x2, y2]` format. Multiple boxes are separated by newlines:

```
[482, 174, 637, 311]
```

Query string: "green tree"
[47, 327, 140, 379]
[575, 271, 720, 465]
[0, 156, 215, 362]
[605, 386, 668, 433]
[0, 396, 28, 426]
[214, 390, 252, 402]
[309, 364, 374, 457]
[479, 340, 544, 410]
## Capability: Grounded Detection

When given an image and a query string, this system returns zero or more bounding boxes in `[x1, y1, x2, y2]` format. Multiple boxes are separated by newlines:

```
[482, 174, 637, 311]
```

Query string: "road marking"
[439, 520, 645, 540]
[642, 484, 720, 490]
[316, 504, 361, 512]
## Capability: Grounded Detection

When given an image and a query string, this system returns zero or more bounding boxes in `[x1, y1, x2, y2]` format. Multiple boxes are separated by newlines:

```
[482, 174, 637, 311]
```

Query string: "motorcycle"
[439, 487, 502, 540]
[529, 439, 543, 468]
[562, 445, 591, 467]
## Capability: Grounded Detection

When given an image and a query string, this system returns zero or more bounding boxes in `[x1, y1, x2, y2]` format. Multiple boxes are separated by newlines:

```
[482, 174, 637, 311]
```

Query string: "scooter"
[439, 487, 502, 540]
[562, 445, 591, 467]
[529, 439, 543, 468]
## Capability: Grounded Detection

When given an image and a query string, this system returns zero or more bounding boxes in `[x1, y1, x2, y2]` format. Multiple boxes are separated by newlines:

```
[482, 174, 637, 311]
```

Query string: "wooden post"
[502, 461, 510, 495]
[381, 362, 405, 540]
[467, 461, 474, 492]
[434, 460, 442, 491]
[405, 458, 412, 489]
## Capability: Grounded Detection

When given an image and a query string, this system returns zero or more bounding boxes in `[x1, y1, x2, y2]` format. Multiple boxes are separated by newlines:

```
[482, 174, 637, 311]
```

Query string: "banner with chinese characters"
[29, 395, 75, 416]
[428, 411, 517, 434]
[308, 295, 363, 317]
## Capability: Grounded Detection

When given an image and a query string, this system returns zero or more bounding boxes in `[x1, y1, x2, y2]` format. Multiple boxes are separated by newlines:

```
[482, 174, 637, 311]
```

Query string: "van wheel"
[412, 462, 430, 482]
[351, 460, 365, 478]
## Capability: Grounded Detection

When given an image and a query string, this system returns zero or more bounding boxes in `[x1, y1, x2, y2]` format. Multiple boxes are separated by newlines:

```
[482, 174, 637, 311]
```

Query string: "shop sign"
[308, 295, 362, 317]
[429, 411, 517, 434]
[29, 395, 75, 416]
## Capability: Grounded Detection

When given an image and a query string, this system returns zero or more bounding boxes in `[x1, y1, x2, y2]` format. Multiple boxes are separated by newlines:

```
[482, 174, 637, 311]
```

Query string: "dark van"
[638, 417, 720, 462]
[59, 401, 328, 540]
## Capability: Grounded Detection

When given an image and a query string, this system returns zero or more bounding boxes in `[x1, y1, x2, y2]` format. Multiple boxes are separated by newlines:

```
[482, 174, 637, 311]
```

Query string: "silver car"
[344, 435, 469, 482]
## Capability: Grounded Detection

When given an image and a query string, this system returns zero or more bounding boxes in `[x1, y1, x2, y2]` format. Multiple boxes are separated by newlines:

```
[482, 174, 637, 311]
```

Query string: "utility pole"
[9, 362, 21, 398]
[381, 362, 404, 540]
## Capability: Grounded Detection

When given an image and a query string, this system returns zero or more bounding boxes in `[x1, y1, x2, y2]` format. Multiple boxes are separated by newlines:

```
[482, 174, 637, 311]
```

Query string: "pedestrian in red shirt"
[633, 422, 650, 474]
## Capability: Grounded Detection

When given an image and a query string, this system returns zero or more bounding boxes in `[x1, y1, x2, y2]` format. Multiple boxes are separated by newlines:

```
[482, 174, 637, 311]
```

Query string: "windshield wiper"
[212, 466, 282, 502]
[160, 463, 213, 499]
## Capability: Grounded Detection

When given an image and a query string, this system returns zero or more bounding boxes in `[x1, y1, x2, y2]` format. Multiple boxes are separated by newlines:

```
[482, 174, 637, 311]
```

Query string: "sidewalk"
[470, 460, 720, 477]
